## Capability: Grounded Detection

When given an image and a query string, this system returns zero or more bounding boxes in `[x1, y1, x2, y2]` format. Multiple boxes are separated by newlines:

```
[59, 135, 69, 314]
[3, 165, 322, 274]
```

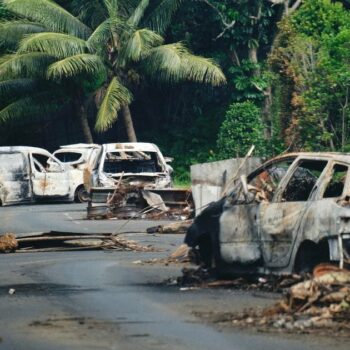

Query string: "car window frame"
[53, 150, 85, 165]
[273, 157, 330, 203]
[316, 160, 350, 200]
[247, 155, 297, 203]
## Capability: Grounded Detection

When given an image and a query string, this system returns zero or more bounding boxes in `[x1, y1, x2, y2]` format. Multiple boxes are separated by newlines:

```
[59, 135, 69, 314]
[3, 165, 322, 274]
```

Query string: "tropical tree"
[0, 0, 226, 142]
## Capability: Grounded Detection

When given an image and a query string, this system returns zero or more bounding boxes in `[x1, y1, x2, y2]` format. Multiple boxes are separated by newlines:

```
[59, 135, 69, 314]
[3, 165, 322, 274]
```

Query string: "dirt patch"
[28, 316, 123, 348]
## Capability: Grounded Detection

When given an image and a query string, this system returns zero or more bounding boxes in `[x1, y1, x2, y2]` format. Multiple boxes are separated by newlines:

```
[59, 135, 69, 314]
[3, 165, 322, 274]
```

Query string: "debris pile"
[0, 232, 156, 253]
[0, 233, 18, 252]
[140, 244, 193, 266]
[147, 220, 193, 235]
[217, 264, 350, 336]
[88, 185, 194, 220]
[169, 267, 303, 291]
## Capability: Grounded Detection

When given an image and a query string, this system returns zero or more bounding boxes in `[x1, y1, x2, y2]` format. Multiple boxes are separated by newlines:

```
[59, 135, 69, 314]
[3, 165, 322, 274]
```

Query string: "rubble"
[190, 264, 350, 337]
[88, 184, 193, 221]
[0, 232, 157, 253]
[0, 233, 18, 252]
[147, 220, 193, 234]
[141, 244, 193, 266]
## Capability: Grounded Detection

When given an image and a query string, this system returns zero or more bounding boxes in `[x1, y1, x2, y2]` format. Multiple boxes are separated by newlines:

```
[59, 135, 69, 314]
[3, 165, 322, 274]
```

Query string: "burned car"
[0, 146, 73, 206]
[186, 153, 350, 274]
[53, 143, 101, 202]
[90, 142, 173, 189]
[86, 143, 189, 219]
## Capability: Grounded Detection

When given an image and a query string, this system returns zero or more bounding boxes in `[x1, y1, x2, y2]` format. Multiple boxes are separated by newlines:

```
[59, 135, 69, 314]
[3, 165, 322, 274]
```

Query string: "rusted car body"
[53, 144, 101, 202]
[186, 153, 350, 274]
[90, 142, 173, 189]
[0, 146, 73, 206]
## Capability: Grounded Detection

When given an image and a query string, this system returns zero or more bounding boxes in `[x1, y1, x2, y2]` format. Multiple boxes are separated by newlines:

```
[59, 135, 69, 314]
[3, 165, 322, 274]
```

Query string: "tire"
[294, 240, 330, 274]
[75, 186, 90, 203]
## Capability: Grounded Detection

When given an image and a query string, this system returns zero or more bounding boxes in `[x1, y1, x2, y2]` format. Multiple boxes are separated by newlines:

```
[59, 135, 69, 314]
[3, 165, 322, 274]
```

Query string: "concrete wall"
[191, 157, 262, 214]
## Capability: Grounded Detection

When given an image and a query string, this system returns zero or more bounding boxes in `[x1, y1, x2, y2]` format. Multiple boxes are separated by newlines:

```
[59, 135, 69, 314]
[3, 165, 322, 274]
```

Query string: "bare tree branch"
[197, 0, 236, 40]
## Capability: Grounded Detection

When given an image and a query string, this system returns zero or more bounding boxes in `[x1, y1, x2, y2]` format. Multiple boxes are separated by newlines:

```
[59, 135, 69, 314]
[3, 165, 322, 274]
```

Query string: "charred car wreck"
[90, 142, 173, 189]
[87, 143, 193, 219]
[0, 146, 74, 206]
[53, 143, 101, 202]
[185, 153, 350, 274]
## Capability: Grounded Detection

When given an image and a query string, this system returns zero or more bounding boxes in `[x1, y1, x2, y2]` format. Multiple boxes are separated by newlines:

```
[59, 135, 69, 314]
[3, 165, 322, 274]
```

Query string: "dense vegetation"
[1, 0, 350, 183]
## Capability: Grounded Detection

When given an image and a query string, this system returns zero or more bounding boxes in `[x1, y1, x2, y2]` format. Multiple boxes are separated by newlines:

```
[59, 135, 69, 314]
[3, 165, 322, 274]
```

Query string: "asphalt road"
[0, 204, 346, 350]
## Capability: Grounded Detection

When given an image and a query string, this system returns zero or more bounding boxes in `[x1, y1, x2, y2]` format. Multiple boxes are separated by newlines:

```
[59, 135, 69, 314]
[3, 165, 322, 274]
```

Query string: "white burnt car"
[90, 142, 173, 190]
[53, 144, 101, 202]
[186, 153, 350, 274]
[0, 146, 74, 206]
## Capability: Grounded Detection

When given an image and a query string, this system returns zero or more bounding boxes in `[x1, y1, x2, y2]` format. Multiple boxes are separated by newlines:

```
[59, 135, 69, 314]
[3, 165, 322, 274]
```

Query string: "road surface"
[0, 204, 345, 349]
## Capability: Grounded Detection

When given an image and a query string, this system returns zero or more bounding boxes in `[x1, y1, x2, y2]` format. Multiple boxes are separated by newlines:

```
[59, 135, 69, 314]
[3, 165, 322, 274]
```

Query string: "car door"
[0, 152, 32, 204]
[30, 152, 70, 197]
[219, 157, 295, 264]
[297, 162, 349, 257]
[259, 158, 329, 268]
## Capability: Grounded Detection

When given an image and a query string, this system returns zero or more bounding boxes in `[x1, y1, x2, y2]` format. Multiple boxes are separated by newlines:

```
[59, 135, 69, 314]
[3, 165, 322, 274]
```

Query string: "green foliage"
[0, 0, 226, 137]
[270, 0, 350, 152]
[228, 60, 270, 101]
[217, 101, 266, 159]
[95, 77, 133, 131]
[291, 0, 350, 38]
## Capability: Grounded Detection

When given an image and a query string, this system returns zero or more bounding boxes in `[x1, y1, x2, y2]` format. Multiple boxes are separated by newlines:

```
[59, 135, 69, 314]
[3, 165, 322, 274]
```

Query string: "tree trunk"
[79, 104, 94, 143]
[122, 105, 137, 142]
[262, 86, 272, 139]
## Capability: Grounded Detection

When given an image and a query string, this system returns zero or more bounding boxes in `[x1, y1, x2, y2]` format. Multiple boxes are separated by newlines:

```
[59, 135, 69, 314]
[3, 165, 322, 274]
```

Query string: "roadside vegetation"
[1, 0, 350, 182]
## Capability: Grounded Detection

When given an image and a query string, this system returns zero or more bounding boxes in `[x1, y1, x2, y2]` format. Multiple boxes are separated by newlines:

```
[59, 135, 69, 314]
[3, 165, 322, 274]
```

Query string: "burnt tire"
[75, 186, 90, 203]
[294, 240, 330, 274]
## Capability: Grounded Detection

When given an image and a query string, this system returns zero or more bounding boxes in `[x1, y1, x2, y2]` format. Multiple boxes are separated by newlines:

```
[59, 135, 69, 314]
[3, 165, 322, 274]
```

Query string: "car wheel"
[294, 240, 330, 274]
[75, 186, 90, 203]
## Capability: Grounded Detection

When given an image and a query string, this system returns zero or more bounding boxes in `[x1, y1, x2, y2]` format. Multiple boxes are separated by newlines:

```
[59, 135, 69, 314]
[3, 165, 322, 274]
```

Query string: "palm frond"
[0, 78, 38, 100]
[142, 43, 186, 82]
[0, 2, 14, 20]
[0, 78, 39, 110]
[117, 0, 140, 17]
[0, 20, 47, 51]
[143, 43, 226, 85]
[3, 0, 91, 39]
[0, 52, 55, 79]
[87, 17, 127, 50]
[128, 0, 150, 27]
[47, 53, 106, 79]
[144, 0, 183, 34]
[180, 54, 226, 86]
[103, 0, 118, 18]
[19, 32, 89, 58]
[95, 77, 132, 132]
[120, 28, 164, 63]
[69, 0, 108, 29]
[0, 91, 67, 123]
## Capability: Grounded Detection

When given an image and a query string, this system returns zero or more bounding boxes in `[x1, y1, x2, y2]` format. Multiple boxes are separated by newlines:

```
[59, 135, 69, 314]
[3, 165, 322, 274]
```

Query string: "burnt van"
[0, 146, 73, 206]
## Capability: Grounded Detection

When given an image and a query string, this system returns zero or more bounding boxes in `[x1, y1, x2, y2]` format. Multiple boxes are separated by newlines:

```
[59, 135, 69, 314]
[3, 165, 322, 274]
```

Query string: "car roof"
[269, 152, 350, 164]
[59, 143, 101, 149]
[103, 142, 160, 153]
[0, 146, 50, 154]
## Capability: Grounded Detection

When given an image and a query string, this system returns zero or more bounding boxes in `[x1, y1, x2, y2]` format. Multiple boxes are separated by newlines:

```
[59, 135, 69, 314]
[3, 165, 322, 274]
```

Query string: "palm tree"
[0, 0, 226, 142]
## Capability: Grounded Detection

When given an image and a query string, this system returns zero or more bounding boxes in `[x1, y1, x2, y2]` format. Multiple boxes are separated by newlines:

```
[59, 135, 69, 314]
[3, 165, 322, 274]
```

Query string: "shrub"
[217, 101, 266, 159]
